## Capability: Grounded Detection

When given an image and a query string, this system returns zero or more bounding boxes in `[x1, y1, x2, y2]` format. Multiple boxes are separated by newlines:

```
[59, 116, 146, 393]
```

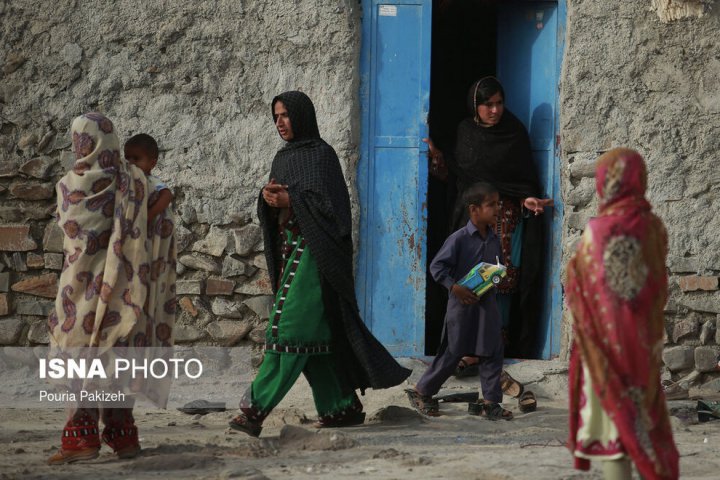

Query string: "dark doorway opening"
[425, 0, 498, 355]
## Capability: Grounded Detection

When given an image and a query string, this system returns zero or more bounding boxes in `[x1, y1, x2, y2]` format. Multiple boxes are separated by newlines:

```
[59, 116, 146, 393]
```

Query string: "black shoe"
[315, 411, 366, 428]
[229, 414, 263, 437]
[697, 400, 720, 423]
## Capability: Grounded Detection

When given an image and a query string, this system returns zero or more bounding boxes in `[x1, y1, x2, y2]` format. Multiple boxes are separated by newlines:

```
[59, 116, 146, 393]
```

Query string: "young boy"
[406, 182, 512, 420]
[123, 133, 173, 227]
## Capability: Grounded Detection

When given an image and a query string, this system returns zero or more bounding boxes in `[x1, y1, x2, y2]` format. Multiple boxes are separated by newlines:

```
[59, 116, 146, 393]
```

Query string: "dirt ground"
[1, 360, 719, 480]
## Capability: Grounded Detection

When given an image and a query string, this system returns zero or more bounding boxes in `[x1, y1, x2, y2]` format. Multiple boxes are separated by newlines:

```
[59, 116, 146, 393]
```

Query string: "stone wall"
[0, 0, 362, 366]
[3, 0, 719, 389]
[560, 0, 720, 390]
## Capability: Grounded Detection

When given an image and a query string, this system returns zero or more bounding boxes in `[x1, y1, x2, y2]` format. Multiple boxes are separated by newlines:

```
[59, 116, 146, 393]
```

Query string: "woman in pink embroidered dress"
[566, 148, 679, 480]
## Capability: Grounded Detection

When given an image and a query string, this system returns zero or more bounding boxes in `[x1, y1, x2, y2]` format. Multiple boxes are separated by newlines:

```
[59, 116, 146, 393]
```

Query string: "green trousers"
[251, 351, 356, 417]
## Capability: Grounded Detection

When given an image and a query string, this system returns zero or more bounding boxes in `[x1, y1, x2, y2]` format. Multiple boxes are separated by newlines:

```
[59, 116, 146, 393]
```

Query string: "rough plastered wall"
[561, 0, 720, 390]
[0, 0, 362, 366]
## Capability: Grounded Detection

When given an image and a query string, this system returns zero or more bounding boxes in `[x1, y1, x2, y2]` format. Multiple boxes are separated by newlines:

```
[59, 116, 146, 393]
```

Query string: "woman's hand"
[523, 197, 554, 215]
[451, 284, 479, 305]
[263, 179, 290, 208]
[423, 137, 448, 181]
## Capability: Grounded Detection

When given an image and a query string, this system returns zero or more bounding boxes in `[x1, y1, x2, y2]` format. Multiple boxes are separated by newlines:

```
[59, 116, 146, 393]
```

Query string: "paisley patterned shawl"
[144, 175, 177, 349]
[49, 113, 149, 352]
[566, 148, 679, 479]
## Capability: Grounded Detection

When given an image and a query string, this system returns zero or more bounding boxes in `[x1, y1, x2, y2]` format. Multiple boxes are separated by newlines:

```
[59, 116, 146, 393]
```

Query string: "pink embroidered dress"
[566, 148, 679, 479]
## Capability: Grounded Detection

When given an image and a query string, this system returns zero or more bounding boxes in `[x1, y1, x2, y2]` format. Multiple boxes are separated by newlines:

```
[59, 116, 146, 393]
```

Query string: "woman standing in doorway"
[427, 76, 552, 359]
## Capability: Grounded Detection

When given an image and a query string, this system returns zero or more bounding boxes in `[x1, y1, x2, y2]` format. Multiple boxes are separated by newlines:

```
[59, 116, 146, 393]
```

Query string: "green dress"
[248, 216, 358, 418]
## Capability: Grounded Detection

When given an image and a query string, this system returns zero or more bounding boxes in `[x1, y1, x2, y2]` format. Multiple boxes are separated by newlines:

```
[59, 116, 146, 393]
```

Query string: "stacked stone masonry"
[0, 0, 361, 372]
[561, 1, 720, 391]
[1, 0, 719, 389]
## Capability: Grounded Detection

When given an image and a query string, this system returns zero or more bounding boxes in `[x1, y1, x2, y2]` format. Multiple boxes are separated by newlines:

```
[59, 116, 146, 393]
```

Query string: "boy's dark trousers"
[416, 344, 504, 403]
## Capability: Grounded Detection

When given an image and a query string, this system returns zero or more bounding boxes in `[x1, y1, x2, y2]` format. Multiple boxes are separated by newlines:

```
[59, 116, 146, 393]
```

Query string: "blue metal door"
[497, 1, 565, 358]
[357, 0, 432, 356]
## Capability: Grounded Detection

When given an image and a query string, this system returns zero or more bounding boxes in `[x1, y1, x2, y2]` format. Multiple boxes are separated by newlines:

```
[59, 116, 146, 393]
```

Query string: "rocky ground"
[1, 360, 719, 480]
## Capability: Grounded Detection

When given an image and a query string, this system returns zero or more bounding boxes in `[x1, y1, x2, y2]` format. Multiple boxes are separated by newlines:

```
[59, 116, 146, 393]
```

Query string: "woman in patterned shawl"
[229, 91, 410, 437]
[47, 113, 175, 464]
[566, 148, 679, 479]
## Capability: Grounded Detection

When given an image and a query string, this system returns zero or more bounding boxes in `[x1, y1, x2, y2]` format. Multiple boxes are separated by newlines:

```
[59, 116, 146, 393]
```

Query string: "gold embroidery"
[603, 236, 648, 300]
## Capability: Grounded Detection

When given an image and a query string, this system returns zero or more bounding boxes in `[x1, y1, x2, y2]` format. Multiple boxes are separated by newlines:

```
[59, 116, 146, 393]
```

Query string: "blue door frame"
[496, 0, 566, 359]
[356, 0, 432, 357]
[358, 0, 566, 359]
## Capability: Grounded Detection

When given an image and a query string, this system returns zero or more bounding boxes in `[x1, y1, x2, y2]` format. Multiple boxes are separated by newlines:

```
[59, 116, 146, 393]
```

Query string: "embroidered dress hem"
[573, 364, 627, 462]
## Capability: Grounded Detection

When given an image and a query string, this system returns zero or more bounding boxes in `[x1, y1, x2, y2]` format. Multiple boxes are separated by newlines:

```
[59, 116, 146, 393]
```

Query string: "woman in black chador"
[229, 91, 411, 437]
[427, 77, 553, 360]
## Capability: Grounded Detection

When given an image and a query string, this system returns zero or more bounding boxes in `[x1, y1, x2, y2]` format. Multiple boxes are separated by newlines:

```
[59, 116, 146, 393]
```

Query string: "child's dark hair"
[125, 133, 159, 159]
[463, 182, 498, 207]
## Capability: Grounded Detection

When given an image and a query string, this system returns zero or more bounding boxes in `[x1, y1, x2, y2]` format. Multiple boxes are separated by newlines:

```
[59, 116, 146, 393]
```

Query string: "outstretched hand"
[263, 178, 290, 208]
[423, 137, 448, 181]
[523, 197, 554, 215]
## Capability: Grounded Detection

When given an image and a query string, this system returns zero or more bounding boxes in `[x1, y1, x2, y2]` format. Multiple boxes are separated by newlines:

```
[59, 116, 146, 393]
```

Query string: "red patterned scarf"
[566, 148, 679, 479]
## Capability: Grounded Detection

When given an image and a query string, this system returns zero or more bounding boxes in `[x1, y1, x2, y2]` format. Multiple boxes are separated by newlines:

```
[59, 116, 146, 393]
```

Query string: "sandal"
[48, 411, 101, 465]
[697, 400, 720, 423]
[662, 380, 689, 401]
[481, 402, 513, 421]
[228, 413, 263, 437]
[518, 390, 537, 413]
[315, 395, 366, 428]
[102, 423, 141, 459]
[405, 388, 440, 417]
[315, 411, 366, 428]
[47, 446, 100, 465]
[500, 370, 524, 398]
[454, 358, 480, 378]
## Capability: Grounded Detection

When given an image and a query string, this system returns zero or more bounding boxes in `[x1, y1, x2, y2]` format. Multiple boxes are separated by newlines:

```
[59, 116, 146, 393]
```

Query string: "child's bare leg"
[601, 458, 632, 480]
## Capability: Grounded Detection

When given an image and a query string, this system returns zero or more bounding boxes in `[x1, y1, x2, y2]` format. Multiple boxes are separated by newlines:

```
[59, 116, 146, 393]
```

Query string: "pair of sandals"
[500, 371, 537, 413]
[228, 410, 367, 438]
[405, 388, 521, 420]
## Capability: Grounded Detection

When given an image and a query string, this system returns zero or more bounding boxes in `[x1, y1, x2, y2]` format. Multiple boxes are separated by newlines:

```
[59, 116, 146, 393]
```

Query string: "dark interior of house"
[425, 0, 498, 354]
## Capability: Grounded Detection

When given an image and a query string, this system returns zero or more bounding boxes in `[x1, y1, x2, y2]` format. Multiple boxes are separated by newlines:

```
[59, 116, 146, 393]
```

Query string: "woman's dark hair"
[125, 133, 159, 159]
[463, 181, 498, 207]
[467, 76, 505, 116]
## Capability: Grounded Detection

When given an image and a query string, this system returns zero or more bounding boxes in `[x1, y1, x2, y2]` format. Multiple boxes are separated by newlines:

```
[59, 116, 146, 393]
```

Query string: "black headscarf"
[453, 97, 540, 200]
[447, 82, 545, 358]
[258, 91, 411, 392]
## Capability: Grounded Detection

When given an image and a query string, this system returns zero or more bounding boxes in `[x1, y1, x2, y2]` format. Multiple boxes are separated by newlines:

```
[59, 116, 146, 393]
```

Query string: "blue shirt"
[429, 220, 503, 356]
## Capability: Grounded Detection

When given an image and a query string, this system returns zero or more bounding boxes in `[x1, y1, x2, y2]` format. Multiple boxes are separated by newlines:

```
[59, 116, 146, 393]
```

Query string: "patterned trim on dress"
[317, 394, 363, 424]
[271, 231, 306, 338]
[62, 411, 101, 451]
[265, 343, 331, 355]
[574, 367, 627, 460]
[495, 198, 522, 293]
[239, 390, 269, 423]
[575, 438, 625, 458]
